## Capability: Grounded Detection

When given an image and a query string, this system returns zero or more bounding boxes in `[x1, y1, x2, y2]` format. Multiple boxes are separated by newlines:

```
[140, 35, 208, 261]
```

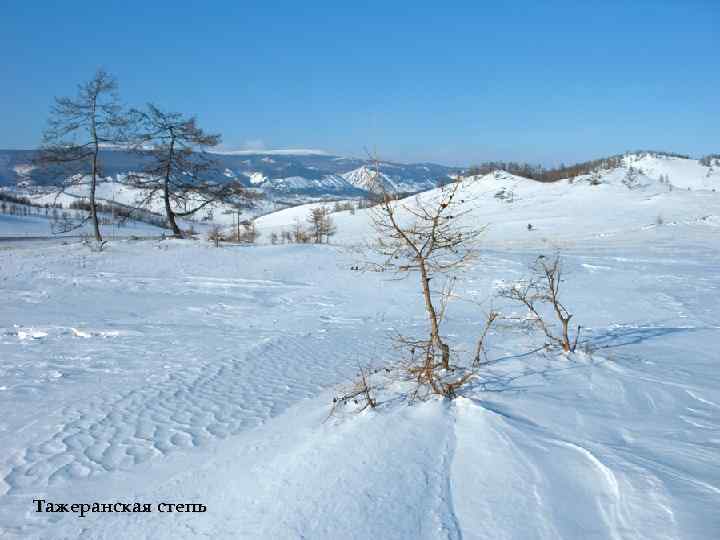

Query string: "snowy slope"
[341, 165, 394, 192]
[255, 157, 720, 247]
[10, 179, 271, 228]
[621, 153, 720, 190]
[253, 200, 355, 230]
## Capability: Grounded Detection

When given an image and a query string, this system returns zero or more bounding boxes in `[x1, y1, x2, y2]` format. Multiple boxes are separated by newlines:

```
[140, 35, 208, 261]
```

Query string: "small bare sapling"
[500, 254, 580, 352]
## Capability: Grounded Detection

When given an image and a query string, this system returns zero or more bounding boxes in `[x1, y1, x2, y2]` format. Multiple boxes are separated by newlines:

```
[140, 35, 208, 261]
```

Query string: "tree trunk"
[561, 318, 571, 352]
[90, 153, 102, 242]
[89, 105, 102, 243]
[163, 137, 182, 236]
[163, 178, 182, 236]
[419, 260, 450, 370]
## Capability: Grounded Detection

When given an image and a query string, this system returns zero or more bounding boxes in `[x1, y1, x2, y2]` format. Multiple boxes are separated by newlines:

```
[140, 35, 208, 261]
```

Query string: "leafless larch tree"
[368, 161, 495, 399]
[37, 69, 129, 244]
[130, 104, 245, 236]
[307, 206, 337, 243]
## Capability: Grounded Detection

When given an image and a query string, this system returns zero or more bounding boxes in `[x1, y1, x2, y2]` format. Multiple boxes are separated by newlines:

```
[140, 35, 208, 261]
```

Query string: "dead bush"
[500, 254, 580, 352]
[328, 366, 378, 418]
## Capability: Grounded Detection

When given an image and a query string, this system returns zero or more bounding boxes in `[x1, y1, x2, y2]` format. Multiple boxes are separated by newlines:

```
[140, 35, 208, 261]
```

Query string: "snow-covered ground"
[0, 212, 165, 239]
[10, 179, 268, 228]
[0, 154, 719, 538]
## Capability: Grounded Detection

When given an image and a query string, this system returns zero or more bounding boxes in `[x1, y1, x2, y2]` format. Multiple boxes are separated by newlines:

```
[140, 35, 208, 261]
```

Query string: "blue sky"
[1, 0, 717, 165]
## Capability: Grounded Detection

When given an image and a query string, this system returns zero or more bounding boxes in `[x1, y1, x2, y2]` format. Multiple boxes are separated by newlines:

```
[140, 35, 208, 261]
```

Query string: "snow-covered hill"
[7, 178, 273, 229]
[341, 165, 392, 192]
[341, 164, 437, 193]
[255, 154, 720, 247]
[619, 152, 720, 190]
[253, 200, 355, 230]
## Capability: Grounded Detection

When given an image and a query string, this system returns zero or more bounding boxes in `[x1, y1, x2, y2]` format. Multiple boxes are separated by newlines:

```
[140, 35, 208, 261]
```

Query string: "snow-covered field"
[0, 213, 165, 239]
[0, 154, 719, 539]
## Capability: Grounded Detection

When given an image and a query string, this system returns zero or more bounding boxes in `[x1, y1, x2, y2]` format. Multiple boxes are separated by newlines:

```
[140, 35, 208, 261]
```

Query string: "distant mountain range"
[3, 148, 717, 210]
[0, 149, 458, 201]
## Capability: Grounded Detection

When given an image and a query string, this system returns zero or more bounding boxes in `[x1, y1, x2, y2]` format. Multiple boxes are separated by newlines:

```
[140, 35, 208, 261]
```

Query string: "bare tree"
[500, 254, 580, 352]
[207, 225, 224, 247]
[292, 218, 310, 243]
[130, 104, 244, 236]
[328, 365, 378, 419]
[369, 159, 491, 398]
[472, 310, 499, 367]
[37, 69, 128, 243]
[307, 206, 337, 243]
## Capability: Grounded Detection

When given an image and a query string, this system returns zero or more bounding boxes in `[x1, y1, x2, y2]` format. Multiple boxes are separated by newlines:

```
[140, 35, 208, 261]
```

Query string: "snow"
[341, 165, 393, 192]
[253, 200, 351, 229]
[243, 171, 267, 185]
[622, 153, 720, 190]
[12, 165, 36, 177]
[82, 180, 240, 222]
[0, 152, 719, 538]
[0, 212, 165, 238]
[9, 178, 268, 230]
